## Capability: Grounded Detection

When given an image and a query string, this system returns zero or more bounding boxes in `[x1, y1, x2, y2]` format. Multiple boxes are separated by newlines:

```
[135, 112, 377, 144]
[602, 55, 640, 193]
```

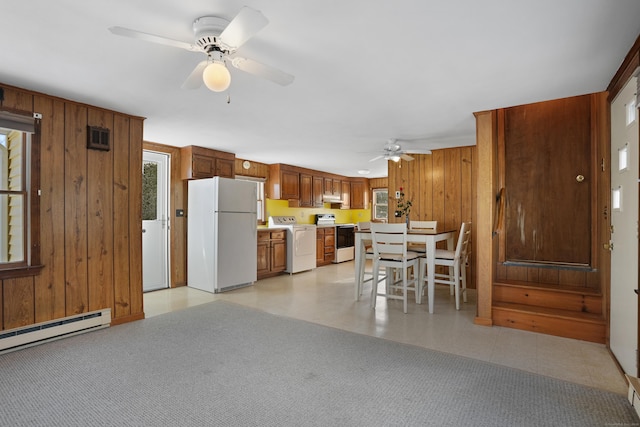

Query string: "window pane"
[0, 130, 23, 192]
[375, 190, 388, 204]
[142, 161, 158, 220]
[375, 205, 388, 219]
[0, 193, 25, 262]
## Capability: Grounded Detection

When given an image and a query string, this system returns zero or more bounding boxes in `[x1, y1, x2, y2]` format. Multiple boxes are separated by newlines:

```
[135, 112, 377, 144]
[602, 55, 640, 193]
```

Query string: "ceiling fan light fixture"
[388, 154, 401, 162]
[203, 61, 231, 92]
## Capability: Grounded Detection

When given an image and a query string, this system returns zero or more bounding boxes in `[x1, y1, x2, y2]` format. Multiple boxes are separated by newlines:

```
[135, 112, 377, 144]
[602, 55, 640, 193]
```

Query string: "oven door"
[334, 225, 355, 263]
[336, 225, 355, 248]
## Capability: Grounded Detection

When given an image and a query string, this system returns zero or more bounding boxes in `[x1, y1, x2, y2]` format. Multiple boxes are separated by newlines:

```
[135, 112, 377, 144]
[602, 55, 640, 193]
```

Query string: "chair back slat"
[455, 222, 472, 260]
[409, 220, 438, 231]
[370, 223, 408, 257]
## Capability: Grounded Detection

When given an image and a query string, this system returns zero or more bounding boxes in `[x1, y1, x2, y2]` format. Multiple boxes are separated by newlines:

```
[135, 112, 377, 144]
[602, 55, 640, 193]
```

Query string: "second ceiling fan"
[369, 139, 432, 163]
[109, 6, 294, 92]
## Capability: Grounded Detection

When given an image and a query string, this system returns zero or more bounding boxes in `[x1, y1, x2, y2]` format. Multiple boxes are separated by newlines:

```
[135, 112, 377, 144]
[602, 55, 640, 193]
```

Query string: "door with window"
[142, 151, 170, 292]
[610, 74, 638, 376]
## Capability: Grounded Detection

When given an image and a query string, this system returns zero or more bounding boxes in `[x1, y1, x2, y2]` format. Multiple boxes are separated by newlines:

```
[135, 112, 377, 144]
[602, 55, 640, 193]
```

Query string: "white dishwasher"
[268, 216, 317, 274]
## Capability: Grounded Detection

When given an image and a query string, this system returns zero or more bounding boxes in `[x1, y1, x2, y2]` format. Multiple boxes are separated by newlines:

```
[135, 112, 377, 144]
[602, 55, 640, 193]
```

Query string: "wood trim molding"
[607, 33, 640, 101]
[473, 110, 497, 326]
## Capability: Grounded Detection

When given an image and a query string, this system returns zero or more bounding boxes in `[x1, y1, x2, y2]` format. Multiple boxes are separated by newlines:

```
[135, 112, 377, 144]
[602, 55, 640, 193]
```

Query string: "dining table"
[354, 227, 456, 314]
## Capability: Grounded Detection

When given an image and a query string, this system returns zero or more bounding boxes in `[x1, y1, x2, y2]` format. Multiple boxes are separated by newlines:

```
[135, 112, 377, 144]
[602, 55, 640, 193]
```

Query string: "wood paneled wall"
[387, 146, 476, 286]
[388, 147, 475, 227]
[235, 158, 270, 179]
[1, 83, 144, 330]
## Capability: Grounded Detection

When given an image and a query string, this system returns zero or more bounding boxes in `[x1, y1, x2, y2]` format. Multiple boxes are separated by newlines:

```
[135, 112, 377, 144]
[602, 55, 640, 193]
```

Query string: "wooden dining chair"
[356, 221, 387, 300]
[418, 222, 471, 310]
[407, 220, 438, 253]
[370, 223, 421, 313]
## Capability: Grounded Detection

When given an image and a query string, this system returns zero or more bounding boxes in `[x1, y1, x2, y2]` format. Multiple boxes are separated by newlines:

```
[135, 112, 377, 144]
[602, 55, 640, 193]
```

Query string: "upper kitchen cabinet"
[350, 179, 369, 209]
[180, 145, 235, 179]
[299, 172, 313, 207]
[268, 163, 369, 209]
[341, 181, 351, 209]
[268, 164, 300, 201]
[313, 176, 324, 207]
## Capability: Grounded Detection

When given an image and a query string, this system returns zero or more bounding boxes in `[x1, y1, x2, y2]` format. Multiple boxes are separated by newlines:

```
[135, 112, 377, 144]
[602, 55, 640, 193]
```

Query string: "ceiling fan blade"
[181, 60, 208, 89]
[369, 155, 384, 162]
[219, 6, 268, 50]
[400, 154, 415, 161]
[108, 26, 200, 52]
[405, 149, 432, 155]
[230, 57, 294, 86]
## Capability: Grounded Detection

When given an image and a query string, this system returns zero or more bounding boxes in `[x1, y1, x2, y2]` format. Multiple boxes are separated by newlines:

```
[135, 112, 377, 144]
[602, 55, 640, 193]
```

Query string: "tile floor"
[144, 260, 628, 395]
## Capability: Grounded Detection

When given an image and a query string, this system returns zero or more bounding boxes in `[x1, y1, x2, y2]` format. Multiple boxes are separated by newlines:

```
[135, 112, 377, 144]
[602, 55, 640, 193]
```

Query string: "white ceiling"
[1, 1, 639, 178]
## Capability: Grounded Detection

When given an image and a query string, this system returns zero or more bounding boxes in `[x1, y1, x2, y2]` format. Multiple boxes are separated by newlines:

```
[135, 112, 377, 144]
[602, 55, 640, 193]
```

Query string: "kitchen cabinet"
[268, 164, 370, 209]
[316, 227, 335, 266]
[341, 181, 351, 209]
[257, 229, 287, 279]
[350, 179, 369, 209]
[332, 179, 342, 198]
[322, 177, 341, 197]
[268, 164, 300, 201]
[180, 145, 235, 179]
[313, 176, 324, 207]
[299, 173, 313, 207]
[323, 177, 333, 196]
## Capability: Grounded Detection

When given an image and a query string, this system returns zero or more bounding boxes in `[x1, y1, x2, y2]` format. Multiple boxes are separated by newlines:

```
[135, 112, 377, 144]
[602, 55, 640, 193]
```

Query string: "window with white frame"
[626, 98, 637, 126]
[372, 188, 388, 221]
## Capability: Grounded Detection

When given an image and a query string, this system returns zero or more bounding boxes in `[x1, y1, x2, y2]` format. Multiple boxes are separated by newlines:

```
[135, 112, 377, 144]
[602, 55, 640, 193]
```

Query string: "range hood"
[322, 194, 342, 203]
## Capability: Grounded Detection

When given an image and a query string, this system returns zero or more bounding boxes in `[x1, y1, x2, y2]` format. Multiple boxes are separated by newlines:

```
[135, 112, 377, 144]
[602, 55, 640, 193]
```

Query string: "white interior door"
[142, 150, 170, 292]
[610, 73, 638, 376]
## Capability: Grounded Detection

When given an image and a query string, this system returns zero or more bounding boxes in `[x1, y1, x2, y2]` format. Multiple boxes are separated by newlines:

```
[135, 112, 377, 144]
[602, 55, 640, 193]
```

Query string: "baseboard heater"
[0, 309, 111, 354]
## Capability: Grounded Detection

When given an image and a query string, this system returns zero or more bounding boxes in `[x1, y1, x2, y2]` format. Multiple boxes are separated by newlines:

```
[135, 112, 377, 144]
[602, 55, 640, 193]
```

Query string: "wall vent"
[0, 309, 111, 354]
[87, 126, 110, 151]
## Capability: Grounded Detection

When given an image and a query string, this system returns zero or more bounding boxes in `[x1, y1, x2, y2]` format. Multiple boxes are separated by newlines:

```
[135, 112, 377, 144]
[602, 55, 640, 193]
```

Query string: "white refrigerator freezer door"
[215, 177, 257, 213]
[215, 211, 257, 290]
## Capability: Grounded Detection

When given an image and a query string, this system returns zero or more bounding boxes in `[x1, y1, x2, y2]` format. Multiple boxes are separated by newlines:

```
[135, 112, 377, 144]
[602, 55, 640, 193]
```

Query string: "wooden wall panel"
[128, 119, 144, 316]
[368, 178, 387, 189]
[235, 158, 270, 179]
[3, 277, 34, 329]
[444, 149, 461, 231]
[388, 146, 476, 287]
[64, 103, 89, 315]
[0, 82, 144, 331]
[2, 88, 33, 111]
[87, 109, 114, 312]
[33, 95, 66, 323]
[113, 115, 132, 318]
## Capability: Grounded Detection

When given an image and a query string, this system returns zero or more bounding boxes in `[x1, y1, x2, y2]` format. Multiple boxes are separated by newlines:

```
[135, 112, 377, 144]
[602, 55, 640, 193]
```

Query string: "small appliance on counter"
[268, 216, 316, 274]
[315, 214, 355, 263]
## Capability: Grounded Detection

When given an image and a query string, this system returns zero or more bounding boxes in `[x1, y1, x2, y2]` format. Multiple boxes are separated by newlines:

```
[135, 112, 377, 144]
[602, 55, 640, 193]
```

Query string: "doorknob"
[603, 241, 613, 251]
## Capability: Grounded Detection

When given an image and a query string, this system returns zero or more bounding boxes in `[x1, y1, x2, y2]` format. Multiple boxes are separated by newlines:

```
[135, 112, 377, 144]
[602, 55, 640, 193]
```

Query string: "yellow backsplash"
[266, 199, 371, 225]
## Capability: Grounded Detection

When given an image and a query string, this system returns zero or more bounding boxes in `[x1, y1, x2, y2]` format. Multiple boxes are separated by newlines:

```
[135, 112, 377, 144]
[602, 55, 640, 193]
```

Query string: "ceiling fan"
[109, 6, 294, 92]
[369, 139, 432, 163]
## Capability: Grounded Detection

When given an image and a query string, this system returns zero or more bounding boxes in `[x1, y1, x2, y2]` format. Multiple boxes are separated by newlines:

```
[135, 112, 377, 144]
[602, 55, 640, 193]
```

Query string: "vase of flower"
[396, 186, 412, 227]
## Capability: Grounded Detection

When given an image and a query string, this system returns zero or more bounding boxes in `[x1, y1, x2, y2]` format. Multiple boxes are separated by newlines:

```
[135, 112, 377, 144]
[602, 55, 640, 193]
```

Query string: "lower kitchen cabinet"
[257, 229, 287, 280]
[316, 227, 335, 266]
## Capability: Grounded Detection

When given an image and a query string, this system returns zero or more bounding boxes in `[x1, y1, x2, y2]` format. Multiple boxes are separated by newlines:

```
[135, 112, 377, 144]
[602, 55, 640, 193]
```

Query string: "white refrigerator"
[187, 177, 257, 293]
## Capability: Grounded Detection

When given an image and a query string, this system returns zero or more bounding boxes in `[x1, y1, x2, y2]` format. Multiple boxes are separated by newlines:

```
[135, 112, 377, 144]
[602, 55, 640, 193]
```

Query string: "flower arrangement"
[395, 187, 412, 218]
